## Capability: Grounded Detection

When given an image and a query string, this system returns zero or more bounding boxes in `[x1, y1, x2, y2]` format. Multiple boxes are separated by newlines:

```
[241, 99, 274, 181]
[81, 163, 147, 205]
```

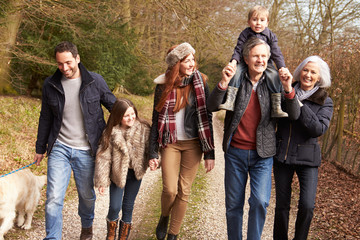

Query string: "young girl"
[149, 42, 215, 240]
[95, 98, 150, 240]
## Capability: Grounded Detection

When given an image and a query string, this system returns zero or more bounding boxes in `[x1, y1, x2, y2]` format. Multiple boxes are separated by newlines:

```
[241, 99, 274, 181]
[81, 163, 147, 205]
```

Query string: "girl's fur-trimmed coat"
[94, 120, 150, 189]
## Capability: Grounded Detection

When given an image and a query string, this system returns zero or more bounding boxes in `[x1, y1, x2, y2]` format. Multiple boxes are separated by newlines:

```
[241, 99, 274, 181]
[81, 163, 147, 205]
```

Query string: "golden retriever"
[0, 169, 46, 240]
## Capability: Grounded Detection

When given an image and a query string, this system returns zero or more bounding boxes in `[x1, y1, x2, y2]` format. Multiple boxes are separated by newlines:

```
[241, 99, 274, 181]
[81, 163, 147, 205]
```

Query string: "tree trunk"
[269, 0, 284, 30]
[0, 0, 23, 93]
[120, 0, 131, 26]
[336, 94, 345, 163]
[321, 124, 331, 154]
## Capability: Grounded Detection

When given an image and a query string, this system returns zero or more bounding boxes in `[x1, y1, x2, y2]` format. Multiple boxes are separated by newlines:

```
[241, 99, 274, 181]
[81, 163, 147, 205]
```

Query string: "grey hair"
[293, 56, 331, 88]
[242, 37, 271, 61]
[165, 42, 195, 67]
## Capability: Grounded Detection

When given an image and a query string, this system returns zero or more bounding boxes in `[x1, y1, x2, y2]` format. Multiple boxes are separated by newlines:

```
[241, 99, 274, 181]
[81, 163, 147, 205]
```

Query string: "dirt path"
[173, 116, 296, 239]
[22, 114, 295, 239]
[132, 116, 295, 239]
[23, 168, 161, 239]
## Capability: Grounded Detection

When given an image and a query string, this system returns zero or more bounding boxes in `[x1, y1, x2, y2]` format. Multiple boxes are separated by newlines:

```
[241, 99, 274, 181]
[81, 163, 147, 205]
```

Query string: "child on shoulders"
[220, 5, 288, 118]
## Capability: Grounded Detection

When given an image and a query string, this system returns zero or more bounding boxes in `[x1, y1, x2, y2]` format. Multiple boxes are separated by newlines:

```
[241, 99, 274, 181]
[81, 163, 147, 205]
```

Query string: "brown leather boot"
[106, 219, 119, 240]
[118, 220, 131, 240]
[80, 226, 93, 240]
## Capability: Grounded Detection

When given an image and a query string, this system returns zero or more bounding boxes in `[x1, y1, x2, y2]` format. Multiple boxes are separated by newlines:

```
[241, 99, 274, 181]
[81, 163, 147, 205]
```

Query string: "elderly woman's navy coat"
[275, 88, 333, 167]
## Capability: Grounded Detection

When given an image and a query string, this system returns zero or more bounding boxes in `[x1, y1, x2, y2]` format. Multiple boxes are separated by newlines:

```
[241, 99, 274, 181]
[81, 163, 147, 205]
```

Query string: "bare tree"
[291, 0, 360, 55]
[0, 0, 23, 93]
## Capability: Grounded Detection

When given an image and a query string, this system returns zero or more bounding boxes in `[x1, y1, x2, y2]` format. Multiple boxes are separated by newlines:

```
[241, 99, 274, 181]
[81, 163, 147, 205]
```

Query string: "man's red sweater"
[231, 89, 261, 150]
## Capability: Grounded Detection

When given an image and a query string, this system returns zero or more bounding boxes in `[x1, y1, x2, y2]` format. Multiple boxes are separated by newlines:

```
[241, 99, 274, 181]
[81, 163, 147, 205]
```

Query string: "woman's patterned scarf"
[157, 70, 214, 152]
[294, 82, 319, 101]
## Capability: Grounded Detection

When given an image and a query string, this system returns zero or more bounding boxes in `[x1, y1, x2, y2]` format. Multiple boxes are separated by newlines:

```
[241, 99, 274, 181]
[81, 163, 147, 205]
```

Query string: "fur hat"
[165, 42, 195, 67]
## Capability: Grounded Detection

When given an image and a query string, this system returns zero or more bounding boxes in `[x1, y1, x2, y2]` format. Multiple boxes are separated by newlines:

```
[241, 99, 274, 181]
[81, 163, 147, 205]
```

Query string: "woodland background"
[1, 0, 360, 177]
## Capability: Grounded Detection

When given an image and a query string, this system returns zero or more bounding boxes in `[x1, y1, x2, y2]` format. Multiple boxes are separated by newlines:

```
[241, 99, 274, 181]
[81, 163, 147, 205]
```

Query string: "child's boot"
[106, 219, 119, 240]
[218, 86, 238, 111]
[118, 220, 131, 240]
[271, 93, 288, 118]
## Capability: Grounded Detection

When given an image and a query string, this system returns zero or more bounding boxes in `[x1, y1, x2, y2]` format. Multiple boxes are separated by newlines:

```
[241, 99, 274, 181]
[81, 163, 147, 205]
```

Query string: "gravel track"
[22, 114, 295, 240]
[179, 116, 283, 240]
[23, 170, 161, 239]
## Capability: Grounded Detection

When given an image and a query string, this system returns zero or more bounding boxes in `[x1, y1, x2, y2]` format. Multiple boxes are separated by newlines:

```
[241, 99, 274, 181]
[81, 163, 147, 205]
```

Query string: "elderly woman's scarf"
[157, 70, 214, 152]
[294, 82, 319, 101]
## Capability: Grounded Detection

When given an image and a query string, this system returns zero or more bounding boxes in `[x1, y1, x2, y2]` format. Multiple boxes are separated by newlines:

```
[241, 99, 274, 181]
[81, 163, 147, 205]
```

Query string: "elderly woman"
[273, 56, 334, 240]
[148, 42, 215, 240]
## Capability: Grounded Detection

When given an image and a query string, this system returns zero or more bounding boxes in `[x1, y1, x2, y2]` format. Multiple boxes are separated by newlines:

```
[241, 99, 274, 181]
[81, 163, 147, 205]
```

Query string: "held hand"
[279, 67, 293, 93]
[204, 159, 215, 173]
[98, 187, 106, 195]
[149, 158, 159, 171]
[220, 64, 236, 88]
[229, 59, 237, 69]
[34, 153, 44, 166]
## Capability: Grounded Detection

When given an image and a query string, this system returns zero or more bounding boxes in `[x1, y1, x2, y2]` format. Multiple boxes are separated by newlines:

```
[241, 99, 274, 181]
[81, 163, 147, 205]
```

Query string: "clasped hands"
[279, 67, 293, 93]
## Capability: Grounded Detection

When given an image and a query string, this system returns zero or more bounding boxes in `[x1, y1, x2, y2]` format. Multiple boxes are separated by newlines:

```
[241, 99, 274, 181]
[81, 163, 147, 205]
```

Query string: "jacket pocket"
[296, 144, 316, 163]
[48, 99, 59, 117]
[87, 96, 100, 115]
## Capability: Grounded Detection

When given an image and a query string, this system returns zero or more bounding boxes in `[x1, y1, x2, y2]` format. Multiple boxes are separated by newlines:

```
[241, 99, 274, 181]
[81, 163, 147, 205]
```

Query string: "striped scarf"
[157, 70, 214, 152]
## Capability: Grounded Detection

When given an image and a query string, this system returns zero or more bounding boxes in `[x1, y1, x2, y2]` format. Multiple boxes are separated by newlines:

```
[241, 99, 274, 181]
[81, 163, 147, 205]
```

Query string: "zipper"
[284, 123, 292, 161]
[50, 81, 64, 95]
[227, 90, 252, 148]
[79, 80, 95, 155]
[48, 81, 65, 153]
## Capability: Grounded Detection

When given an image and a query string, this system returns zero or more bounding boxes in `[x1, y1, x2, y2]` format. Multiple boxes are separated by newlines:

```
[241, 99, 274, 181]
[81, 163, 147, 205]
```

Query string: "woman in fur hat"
[95, 98, 151, 240]
[148, 42, 215, 240]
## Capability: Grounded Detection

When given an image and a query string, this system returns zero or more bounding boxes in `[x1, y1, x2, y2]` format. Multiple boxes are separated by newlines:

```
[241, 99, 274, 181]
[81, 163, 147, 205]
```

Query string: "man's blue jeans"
[107, 169, 142, 223]
[225, 146, 273, 240]
[44, 141, 96, 240]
